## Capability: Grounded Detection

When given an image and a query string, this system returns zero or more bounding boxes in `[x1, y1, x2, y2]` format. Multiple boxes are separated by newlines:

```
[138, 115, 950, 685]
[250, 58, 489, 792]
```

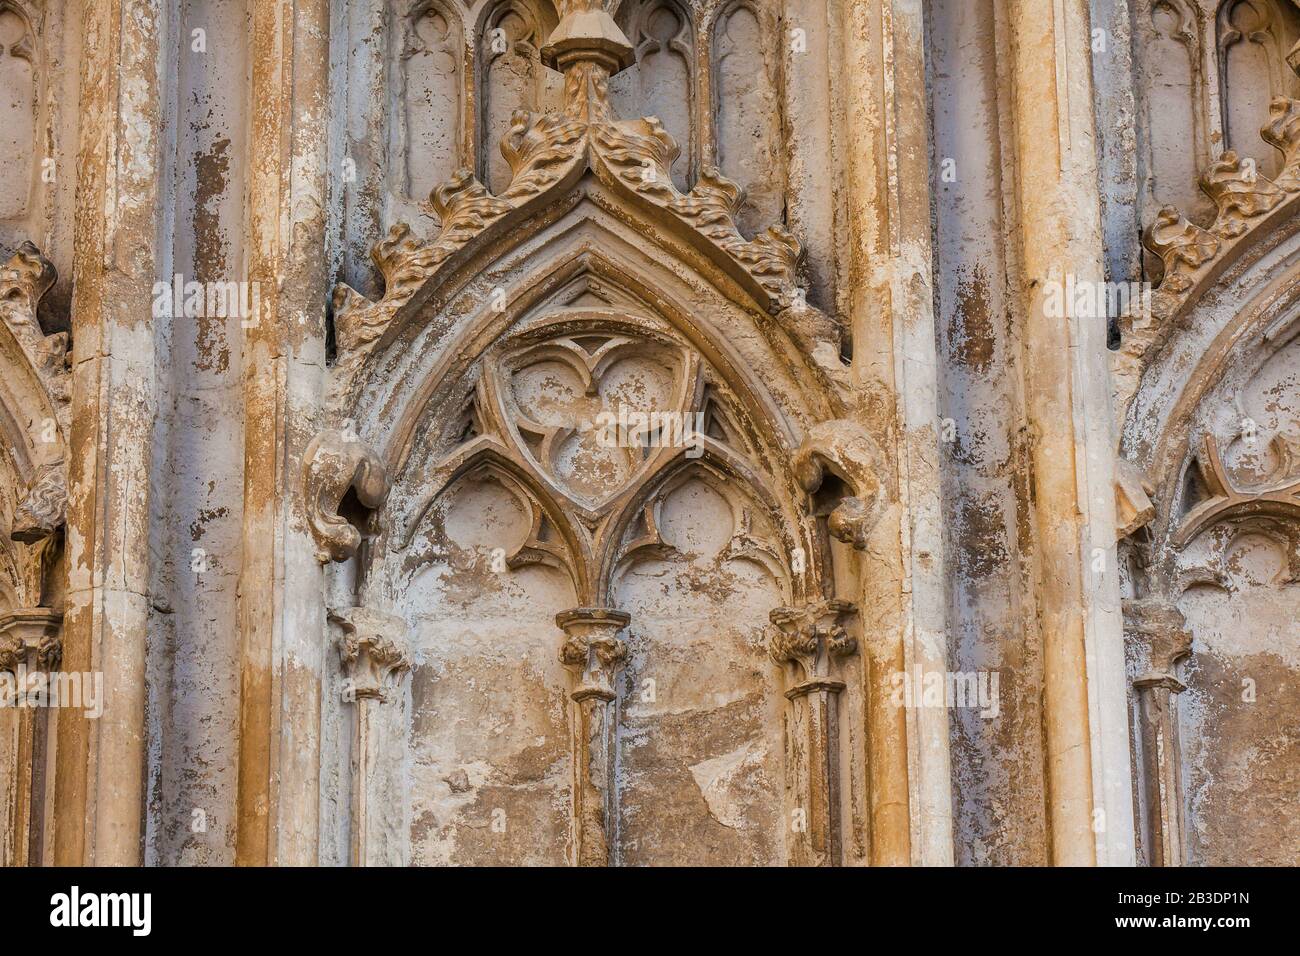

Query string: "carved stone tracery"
[329, 0, 827, 410]
[316, 3, 876, 868]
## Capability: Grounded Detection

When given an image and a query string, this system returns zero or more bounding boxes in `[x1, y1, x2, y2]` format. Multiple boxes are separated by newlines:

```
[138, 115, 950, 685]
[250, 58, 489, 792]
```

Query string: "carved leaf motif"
[330, 13, 823, 404]
[1262, 95, 1300, 191]
[1201, 150, 1286, 239]
[1143, 205, 1220, 294]
[12, 461, 67, 544]
[498, 110, 587, 202]
[768, 599, 858, 685]
[330, 606, 411, 702]
[333, 174, 514, 361]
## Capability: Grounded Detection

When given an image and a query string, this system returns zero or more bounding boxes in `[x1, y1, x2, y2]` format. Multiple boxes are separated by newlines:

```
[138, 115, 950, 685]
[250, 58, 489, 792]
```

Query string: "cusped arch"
[1123, 217, 1300, 516]
[387, 440, 593, 600]
[474, 0, 560, 192]
[597, 440, 815, 607]
[341, 215, 838, 486]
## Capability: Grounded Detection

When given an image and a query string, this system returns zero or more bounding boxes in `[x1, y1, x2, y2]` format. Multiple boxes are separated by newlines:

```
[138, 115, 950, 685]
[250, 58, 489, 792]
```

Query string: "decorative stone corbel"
[768, 599, 857, 866]
[792, 420, 886, 550]
[1123, 598, 1192, 867]
[302, 428, 390, 563]
[556, 606, 630, 867]
[1115, 458, 1156, 541]
[330, 607, 411, 867]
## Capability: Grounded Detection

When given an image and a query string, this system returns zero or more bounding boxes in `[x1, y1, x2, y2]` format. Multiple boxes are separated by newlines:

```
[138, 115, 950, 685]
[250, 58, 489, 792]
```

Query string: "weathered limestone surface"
[0, 0, 1295, 867]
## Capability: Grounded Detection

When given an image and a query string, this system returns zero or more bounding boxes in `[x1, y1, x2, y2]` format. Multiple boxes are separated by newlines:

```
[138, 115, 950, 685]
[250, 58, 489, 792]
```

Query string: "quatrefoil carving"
[489, 332, 702, 509]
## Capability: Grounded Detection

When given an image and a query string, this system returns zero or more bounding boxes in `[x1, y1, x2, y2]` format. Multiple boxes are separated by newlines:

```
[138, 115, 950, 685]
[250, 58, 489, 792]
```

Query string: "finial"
[542, 3, 634, 76]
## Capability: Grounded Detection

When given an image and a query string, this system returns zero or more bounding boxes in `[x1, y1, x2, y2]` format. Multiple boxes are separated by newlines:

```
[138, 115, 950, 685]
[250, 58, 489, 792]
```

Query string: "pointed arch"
[385, 435, 593, 598]
[596, 438, 817, 607]
[610, 0, 696, 190]
[394, 0, 467, 208]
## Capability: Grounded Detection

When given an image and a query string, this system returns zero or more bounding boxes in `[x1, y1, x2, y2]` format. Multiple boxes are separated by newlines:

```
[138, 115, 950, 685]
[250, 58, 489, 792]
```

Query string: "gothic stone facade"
[0, 0, 1296, 867]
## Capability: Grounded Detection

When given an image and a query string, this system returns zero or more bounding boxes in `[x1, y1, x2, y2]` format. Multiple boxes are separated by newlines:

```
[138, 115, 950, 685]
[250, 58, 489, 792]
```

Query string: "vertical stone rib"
[1125, 598, 1191, 866]
[1003, 0, 1135, 865]
[54, 0, 165, 866]
[331, 607, 410, 867]
[236, 0, 332, 866]
[841, 0, 954, 866]
[0, 610, 61, 866]
[770, 600, 857, 866]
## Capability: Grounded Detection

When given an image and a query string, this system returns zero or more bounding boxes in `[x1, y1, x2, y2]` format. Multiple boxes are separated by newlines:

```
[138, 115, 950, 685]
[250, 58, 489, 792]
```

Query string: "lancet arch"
[313, 4, 874, 867]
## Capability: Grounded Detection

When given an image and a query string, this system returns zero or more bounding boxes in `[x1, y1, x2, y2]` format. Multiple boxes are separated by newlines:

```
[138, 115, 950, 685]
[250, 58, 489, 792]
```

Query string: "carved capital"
[556, 607, 629, 701]
[302, 428, 390, 563]
[330, 607, 411, 702]
[1115, 458, 1155, 541]
[0, 608, 63, 675]
[793, 421, 886, 550]
[769, 599, 857, 697]
[1124, 598, 1192, 691]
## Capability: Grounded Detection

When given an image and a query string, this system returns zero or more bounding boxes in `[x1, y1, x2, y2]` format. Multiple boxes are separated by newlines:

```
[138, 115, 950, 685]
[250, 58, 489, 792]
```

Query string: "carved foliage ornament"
[0, 242, 69, 542]
[768, 598, 858, 696]
[1124, 87, 1300, 419]
[1135, 87, 1300, 353]
[330, 3, 817, 400]
[0, 608, 62, 675]
[330, 606, 411, 702]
